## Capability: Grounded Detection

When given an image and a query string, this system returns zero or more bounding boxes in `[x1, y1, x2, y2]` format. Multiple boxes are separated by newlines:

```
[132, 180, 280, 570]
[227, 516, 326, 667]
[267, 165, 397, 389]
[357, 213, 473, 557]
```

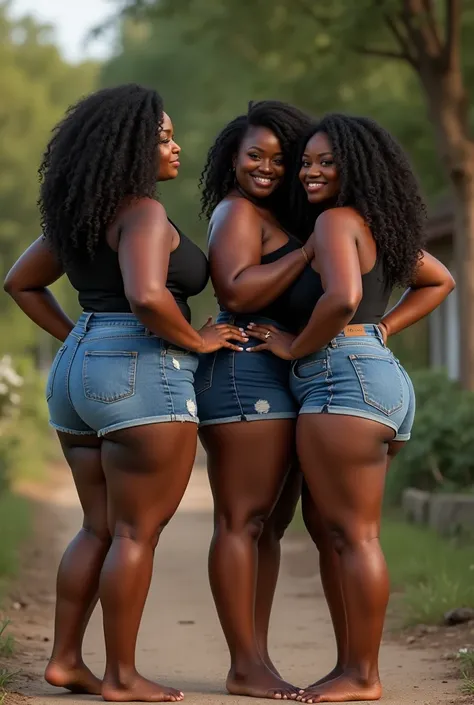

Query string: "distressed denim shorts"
[290, 324, 415, 441]
[46, 312, 199, 437]
[195, 313, 298, 426]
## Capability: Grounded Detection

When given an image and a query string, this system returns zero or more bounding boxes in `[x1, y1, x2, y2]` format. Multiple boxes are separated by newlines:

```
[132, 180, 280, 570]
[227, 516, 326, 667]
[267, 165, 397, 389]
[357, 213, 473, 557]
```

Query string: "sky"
[10, 0, 116, 63]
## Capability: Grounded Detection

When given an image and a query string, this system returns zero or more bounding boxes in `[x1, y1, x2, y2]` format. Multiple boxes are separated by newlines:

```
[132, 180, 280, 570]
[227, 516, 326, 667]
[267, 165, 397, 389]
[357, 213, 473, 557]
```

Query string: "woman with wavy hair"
[247, 114, 455, 702]
[4, 84, 245, 703]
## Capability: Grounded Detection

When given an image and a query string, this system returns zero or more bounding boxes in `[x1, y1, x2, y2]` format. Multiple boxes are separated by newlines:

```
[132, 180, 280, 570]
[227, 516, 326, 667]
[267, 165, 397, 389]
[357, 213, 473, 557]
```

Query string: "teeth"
[307, 183, 325, 191]
[254, 176, 272, 185]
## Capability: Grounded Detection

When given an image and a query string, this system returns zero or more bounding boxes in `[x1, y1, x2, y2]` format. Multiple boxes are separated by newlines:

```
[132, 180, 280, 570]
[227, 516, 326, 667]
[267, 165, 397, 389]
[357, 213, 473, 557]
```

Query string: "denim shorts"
[195, 313, 298, 426]
[46, 312, 199, 437]
[290, 324, 415, 441]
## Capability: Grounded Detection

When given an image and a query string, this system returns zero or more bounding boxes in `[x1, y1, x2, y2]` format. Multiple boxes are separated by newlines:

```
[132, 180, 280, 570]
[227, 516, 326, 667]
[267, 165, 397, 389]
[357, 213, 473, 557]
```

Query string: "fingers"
[221, 329, 248, 343]
[245, 328, 269, 342]
[247, 322, 279, 335]
[245, 343, 268, 352]
[223, 341, 245, 351]
[203, 316, 213, 327]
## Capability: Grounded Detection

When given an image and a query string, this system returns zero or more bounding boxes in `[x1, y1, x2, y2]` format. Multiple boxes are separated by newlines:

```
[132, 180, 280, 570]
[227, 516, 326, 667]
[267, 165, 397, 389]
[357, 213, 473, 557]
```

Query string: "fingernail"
[238, 347, 243, 351]
[248, 322, 255, 326]
[239, 327, 245, 331]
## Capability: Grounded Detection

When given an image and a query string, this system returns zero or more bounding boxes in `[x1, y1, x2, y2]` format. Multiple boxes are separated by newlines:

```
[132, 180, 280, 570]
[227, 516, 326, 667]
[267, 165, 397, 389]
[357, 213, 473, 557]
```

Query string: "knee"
[114, 517, 171, 550]
[327, 520, 379, 554]
[83, 518, 112, 545]
[215, 510, 266, 541]
[262, 505, 296, 543]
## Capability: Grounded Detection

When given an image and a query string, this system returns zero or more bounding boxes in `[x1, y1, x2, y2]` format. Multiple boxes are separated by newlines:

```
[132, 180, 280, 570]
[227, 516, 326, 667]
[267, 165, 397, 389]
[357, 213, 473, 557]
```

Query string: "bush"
[386, 368, 474, 503]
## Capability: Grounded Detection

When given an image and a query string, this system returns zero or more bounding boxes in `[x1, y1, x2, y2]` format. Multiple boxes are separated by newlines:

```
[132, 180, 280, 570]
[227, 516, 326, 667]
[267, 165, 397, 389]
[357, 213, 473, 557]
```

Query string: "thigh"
[296, 415, 392, 540]
[101, 422, 197, 538]
[58, 431, 108, 538]
[200, 420, 294, 521]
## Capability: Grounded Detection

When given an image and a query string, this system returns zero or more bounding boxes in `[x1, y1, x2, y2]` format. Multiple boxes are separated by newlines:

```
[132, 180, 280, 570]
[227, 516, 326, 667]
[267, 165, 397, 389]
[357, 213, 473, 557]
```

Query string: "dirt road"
[5, 457, 463, 705]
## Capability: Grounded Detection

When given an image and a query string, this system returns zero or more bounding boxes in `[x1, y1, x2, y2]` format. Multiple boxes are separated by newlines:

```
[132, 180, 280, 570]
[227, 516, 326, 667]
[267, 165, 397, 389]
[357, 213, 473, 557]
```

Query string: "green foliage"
[0, 492, 30, 596]
[381, 516, 474, 625]
[386, 369, 474, 503]
[459, 649, 474, 695]
[0, 5, 98, 359]
[0, 620, 14, 658]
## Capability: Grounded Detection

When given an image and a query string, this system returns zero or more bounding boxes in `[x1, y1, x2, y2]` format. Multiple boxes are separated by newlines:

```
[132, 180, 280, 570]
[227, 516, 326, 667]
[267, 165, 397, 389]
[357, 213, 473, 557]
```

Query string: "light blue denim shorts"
[46, 312, 199, 437]
[290, 324, 415, 441]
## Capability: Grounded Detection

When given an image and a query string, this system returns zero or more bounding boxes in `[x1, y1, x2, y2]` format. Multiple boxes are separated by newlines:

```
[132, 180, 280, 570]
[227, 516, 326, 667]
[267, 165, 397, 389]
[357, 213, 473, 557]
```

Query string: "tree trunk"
[417, 64, 474, 389]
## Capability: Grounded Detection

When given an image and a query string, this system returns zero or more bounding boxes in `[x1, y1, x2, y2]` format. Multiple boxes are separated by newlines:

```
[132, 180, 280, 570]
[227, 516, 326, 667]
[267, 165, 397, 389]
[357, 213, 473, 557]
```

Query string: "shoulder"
[117, 197, 169, 236]
[210, 196, 261, 229]
[315, 207, 362, 230]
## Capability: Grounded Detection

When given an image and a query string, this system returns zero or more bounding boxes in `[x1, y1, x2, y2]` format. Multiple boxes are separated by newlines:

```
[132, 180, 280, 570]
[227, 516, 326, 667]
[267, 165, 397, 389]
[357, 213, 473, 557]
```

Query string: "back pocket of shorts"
[349, 354, 403, 416]
[83, 351, 137, 403]
[292, 357, 327, 381]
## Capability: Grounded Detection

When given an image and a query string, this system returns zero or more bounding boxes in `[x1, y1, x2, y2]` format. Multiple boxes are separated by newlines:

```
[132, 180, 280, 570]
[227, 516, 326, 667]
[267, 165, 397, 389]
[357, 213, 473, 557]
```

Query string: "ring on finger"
[265, 330, 271, 339]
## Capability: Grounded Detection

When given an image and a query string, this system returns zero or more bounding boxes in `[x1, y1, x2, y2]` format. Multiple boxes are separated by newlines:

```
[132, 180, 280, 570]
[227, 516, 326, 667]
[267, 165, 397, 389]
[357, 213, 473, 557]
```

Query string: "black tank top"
[285, 256, 391, 333]
[65, 221, 209, 322]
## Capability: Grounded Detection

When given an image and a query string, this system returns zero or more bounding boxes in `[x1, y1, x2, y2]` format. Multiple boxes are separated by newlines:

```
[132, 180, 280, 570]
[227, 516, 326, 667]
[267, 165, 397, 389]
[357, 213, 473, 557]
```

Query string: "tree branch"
[353, 46, 413, 63]
[422, 0, 444, 53]
[445, 0, 461, 70]
[384, 13, 419, 67]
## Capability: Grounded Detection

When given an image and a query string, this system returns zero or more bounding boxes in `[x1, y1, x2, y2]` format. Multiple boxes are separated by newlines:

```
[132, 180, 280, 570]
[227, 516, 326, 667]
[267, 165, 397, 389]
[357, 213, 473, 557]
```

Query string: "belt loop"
[374, 324, 383, 344]
[330, 337, 338, 348]
[83, 312, 93, 332]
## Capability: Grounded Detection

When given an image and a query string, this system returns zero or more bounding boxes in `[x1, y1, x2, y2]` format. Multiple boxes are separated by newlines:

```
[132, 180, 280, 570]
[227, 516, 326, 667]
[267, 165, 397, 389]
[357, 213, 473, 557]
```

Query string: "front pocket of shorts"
[349, 354, 403, 416]
[292, 357, 327, 381]
[83, 351, 137, 403]
[46, 344, 67, 401]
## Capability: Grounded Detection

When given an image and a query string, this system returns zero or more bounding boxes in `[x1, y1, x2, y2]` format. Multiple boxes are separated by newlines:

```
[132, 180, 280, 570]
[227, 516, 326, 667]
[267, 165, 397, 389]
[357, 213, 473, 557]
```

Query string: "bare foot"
[296, 673, 382, 703]
[306, 664, 345, 687]
[227, 662, 300, 700]
[45, 659, 102, 695]
[102, 674, 184, 702]
[261, 652, 282, 678]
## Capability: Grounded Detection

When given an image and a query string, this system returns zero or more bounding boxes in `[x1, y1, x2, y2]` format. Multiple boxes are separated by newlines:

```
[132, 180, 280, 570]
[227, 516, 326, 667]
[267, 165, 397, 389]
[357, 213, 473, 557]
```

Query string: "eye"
[301, 159, 311, 168]
[274, 158, 284, 165]
[321, 159, 334, 166]
[248, 152, 260, 160]
[159, 137, 171, 144]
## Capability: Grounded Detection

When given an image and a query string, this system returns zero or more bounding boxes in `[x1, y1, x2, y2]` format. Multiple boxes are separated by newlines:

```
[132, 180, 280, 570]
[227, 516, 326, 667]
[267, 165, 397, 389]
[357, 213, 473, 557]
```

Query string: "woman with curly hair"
[247, 114, 455, 703]
[195, 100, 314, 700]
[4, 83, 245, 703]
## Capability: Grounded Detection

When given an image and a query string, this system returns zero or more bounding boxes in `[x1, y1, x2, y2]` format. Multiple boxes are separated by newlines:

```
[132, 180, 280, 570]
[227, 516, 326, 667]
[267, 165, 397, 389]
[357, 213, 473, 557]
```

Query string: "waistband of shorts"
[331, 323, 384, 345]
[69, 312, 183, 350]
[217, 311, 290, 333]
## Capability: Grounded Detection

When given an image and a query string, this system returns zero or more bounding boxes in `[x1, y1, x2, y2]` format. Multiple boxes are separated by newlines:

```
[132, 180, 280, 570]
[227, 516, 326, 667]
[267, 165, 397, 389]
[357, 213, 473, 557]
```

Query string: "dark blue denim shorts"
[195, 312, 298, 426]
[46, 312, 199, 437]
[290, 324, 416, 441]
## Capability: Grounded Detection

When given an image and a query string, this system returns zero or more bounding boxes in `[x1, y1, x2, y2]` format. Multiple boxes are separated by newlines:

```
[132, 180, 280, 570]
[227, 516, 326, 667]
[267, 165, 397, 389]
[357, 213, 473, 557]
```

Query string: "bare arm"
[4, 237, 74, 342]
[118, 198, 245, 353]
[289, 209, 362, 358]
[209, 198, 310, 313]
[380, 250, 455, 338]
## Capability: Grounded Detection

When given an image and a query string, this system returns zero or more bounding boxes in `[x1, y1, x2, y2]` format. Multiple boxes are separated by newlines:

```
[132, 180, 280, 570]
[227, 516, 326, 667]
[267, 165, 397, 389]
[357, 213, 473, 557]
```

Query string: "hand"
[197, 317, 248, 353]
[245, 322, 296, 360]
[378, 321, 388, 344]
[302, 239, 314, 261]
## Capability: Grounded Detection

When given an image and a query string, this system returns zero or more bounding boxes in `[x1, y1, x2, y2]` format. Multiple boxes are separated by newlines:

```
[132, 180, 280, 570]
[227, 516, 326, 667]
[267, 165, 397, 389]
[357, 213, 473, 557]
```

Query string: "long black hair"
[298, 114, 426, 286]
[200, 100, 313, 237]
[39, 83, 163, 263]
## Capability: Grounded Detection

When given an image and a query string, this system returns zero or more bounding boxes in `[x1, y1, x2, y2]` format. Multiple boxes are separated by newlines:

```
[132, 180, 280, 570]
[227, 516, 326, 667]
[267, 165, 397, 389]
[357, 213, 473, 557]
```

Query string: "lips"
[252, 175, 274, 187]
[170, 160, 180, 168]
[305, 182, 327, 193]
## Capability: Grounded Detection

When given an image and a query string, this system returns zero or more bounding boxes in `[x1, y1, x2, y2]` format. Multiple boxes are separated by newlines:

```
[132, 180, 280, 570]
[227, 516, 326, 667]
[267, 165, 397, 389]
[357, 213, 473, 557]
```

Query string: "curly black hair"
[298, 113, 426, 287]
[39, 83, 163, 264]
[200, 100, 313, 236]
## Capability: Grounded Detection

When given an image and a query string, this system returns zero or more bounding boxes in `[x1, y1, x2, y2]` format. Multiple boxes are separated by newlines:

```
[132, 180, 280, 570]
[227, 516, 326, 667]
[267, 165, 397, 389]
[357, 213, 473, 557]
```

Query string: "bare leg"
[301, 484, 347, 686]
[100, 423, 197, 703]
[201, 420, 300, 700]
[296, 415, 393, 703]
[256, 465, 302, 675]
[45, 432, 109, 694]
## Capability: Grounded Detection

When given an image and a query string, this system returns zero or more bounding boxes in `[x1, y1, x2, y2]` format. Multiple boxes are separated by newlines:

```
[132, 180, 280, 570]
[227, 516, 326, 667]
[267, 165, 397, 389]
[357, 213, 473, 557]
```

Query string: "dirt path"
[3, 457, 465, 705]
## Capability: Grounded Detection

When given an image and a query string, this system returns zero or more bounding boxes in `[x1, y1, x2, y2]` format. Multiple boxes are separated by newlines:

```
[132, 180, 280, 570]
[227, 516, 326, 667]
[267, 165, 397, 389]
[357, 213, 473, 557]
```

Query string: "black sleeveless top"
[65, 221, 209, 322]
[285, 255, 391, 333]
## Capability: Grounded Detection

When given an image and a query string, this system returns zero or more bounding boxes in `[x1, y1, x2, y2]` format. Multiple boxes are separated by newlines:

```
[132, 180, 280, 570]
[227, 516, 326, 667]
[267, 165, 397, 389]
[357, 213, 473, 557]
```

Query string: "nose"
[259, 159, 273, 174]
[172, 140, 181, 154]
[306, 164, 321, 178]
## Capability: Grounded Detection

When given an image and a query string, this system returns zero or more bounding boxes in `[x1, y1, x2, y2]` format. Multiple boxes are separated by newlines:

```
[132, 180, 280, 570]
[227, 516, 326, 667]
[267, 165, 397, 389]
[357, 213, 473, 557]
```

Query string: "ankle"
[345, 664, 380, 685]
[230, 655, 266, 677]
[48, 652, 83, 668]
[104, 664, 138, 686]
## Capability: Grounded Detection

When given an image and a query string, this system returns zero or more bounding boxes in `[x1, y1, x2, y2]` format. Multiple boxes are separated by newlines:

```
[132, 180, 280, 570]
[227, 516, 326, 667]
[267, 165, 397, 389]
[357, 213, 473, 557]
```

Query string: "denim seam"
[160, 350, 176, 420]
[49, 421, 97, 436]
[198, 411, 298, 426]
[229, 350, 245, 419]
[98, 414, 198, 436]
[195, 352, 217, 396]
[298, 406, 399, 433]
[46, 344, 67, 401]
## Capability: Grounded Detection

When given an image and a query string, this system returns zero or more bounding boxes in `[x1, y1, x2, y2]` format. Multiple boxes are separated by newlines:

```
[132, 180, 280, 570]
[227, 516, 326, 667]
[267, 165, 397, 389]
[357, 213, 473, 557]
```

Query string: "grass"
[0, 492, 31, 601]
[0, 667, 20, 705]
[458, 649, 474, 696]
[0, 620, 14, 658]
[291, 507, 474, 626]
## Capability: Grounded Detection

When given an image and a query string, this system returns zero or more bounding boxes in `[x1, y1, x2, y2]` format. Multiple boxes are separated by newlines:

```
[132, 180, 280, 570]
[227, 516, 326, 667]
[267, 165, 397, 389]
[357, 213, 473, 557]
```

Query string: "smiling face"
[299, 131, 340, 204]
[157, 112, 181, 181]
[233, 125, 285, 199]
